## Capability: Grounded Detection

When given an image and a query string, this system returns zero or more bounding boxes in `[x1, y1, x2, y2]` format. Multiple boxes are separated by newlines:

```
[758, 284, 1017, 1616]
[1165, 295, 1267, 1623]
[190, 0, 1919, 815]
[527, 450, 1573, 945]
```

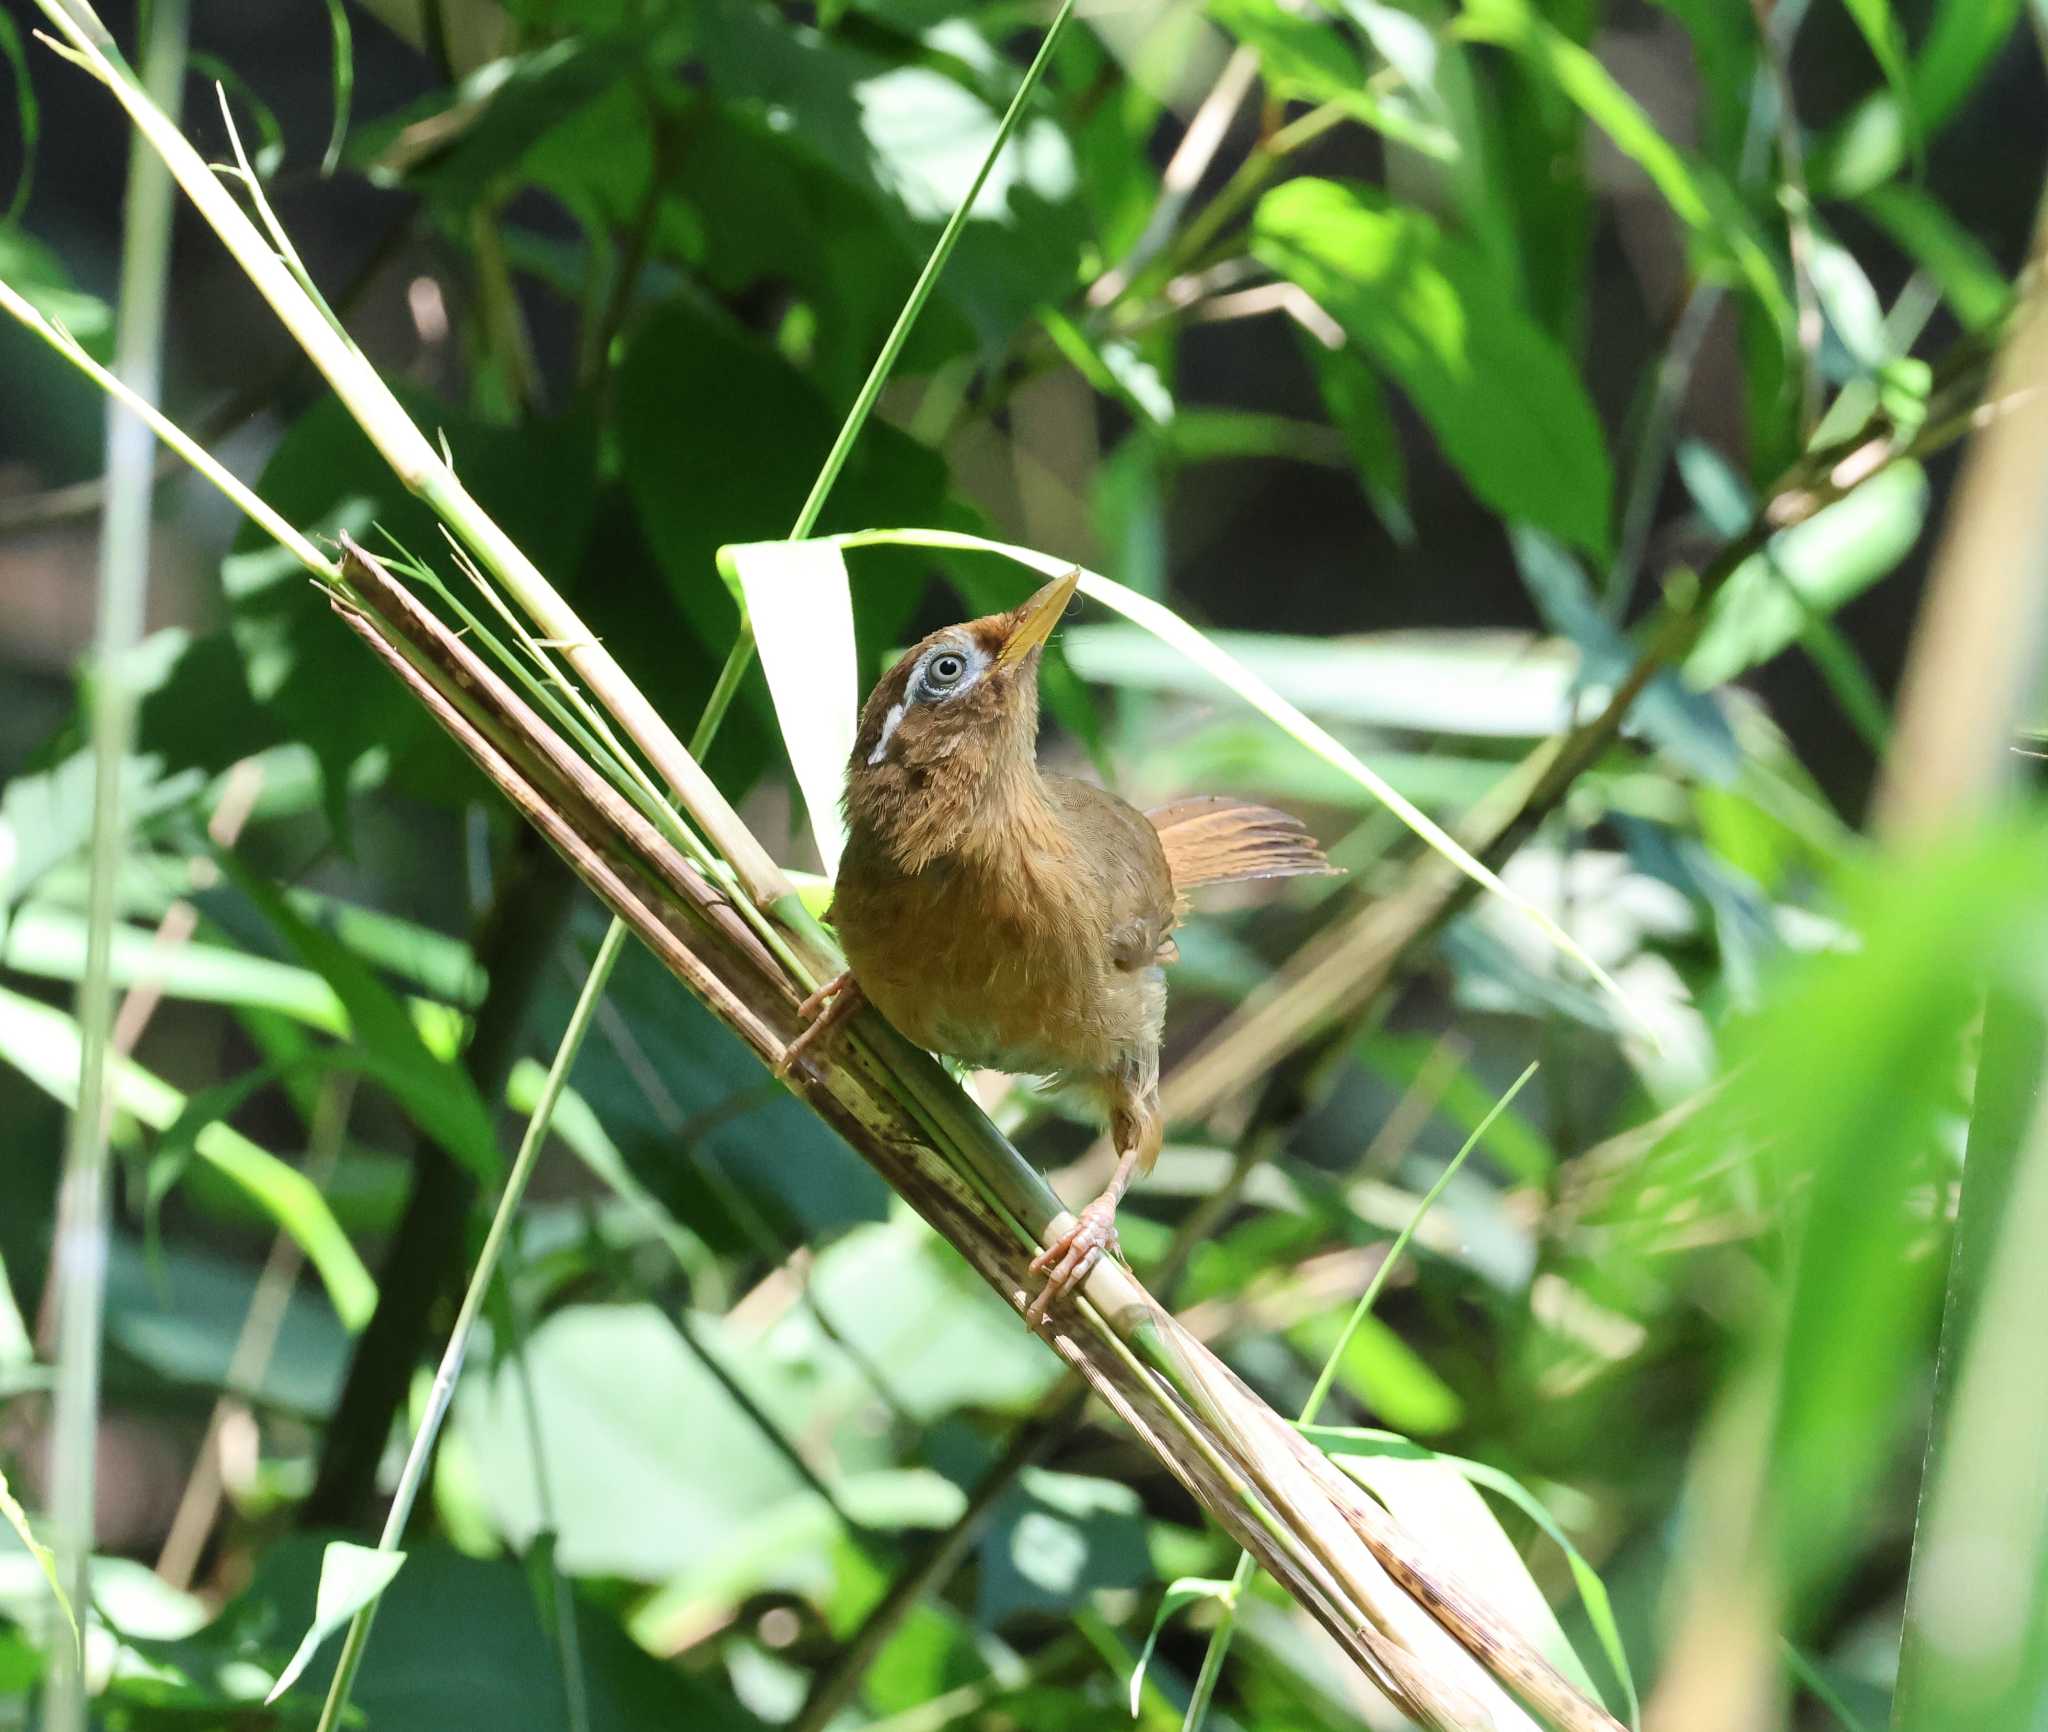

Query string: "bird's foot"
[775, 971, 862, 1079]
[1026, 1196, 1122, 1327]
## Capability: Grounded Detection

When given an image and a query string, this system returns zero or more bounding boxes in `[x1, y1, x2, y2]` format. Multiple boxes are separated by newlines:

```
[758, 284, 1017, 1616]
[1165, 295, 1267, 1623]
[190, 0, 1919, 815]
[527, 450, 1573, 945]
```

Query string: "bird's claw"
[775, 972, 859, 1079]
[1026, 1199, 1121, 1327]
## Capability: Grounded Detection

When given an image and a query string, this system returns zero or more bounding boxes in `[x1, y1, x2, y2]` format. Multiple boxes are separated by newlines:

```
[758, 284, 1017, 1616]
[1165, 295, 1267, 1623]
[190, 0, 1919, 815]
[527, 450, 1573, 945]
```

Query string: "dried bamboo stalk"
[333, 542, 1625, 1732]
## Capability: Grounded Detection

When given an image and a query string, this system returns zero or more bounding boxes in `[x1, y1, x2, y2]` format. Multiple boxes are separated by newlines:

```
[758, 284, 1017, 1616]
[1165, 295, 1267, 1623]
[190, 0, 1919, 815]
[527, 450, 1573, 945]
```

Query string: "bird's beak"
[995, 566, 1081, 671]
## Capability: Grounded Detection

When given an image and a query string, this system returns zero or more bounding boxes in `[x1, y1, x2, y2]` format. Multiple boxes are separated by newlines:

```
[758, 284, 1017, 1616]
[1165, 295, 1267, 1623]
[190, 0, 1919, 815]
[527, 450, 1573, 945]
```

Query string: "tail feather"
[1147, 796, 1339, 893]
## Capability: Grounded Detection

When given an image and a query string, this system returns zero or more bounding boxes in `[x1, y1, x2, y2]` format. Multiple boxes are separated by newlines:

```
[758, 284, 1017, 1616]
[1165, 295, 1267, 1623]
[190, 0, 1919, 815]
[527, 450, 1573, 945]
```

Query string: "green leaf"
[0, 12, 37, 223]
[0, 1465, 78, 1663]
[0, 227, 109, 355]
[1, 903, 348, 1030]
[1288, 1308, 1465, 1434]
[1684, 460, 1928, 687]
[1455, 0, 1789, 332]
[1302, 1426, 1639, 1726]
[1835, 0, 1918, 158]
[617, 304, 950, 786]
[1252, 178, 1613, 557]
[717, 540, 859, 876]
[1811, 0, 2025, 194]
[222, 857, 503, 1185]
[503, 1061, 721, 1298]
[320, 0, 354, 175]
[1912, 0, 2027, 128]
[1857, 182, 2012, 332]
[1303, 338, 1412, 544]
[0, 984, 376, 1329]
[265, 1542, 407, 1704]
[1129, 1577, 1235, 1714]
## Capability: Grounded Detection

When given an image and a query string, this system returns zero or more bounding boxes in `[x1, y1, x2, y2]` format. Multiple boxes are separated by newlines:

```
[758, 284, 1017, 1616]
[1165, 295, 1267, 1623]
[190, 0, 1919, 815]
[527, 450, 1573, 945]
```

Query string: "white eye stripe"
[866, 700, 906, 766]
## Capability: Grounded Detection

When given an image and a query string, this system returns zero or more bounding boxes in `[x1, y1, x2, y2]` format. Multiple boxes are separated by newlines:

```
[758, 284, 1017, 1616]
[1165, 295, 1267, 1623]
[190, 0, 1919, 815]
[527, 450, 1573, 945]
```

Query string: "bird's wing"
[1145, 796, 1339, 893]
[1043, 777, 1179, 970]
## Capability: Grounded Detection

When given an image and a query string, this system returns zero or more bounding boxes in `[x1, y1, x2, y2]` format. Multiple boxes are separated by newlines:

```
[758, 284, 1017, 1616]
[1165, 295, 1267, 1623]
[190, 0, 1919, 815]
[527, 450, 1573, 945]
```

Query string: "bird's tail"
[1146, 796, 1340, 893]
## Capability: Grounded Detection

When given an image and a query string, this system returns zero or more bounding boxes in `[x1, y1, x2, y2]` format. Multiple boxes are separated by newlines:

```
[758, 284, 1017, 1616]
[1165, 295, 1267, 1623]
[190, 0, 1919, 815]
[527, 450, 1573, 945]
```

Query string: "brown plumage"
[782, 569, 1337, 1322]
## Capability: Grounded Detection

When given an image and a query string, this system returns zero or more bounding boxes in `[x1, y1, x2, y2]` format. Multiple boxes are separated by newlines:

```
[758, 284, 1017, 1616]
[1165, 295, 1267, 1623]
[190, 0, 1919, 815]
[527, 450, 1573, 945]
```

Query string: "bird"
[780, 567, 1337, 1323]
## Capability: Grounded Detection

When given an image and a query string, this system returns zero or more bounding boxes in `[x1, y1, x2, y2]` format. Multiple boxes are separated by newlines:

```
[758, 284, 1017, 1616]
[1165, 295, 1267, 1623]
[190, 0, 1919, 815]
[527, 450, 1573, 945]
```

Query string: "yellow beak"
[995, 566, 1081, 670]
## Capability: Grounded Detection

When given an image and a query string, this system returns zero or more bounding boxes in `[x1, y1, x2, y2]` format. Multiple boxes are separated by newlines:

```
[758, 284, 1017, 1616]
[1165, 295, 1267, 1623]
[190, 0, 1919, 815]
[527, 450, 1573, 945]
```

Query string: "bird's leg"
[774, 970, 863, 1078]
[1026, 1074, 1160, 1327]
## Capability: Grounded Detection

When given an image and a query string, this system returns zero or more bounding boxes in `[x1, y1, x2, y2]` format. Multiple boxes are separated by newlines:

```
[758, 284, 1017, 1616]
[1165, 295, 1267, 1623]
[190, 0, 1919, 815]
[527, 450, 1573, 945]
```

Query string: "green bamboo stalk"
[41, 6, 184, 1727]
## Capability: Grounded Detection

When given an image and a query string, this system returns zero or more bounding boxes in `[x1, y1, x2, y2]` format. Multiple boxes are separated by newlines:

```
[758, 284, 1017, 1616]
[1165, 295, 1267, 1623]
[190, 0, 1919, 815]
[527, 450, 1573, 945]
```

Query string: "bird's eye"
[928, 652, 967, 686]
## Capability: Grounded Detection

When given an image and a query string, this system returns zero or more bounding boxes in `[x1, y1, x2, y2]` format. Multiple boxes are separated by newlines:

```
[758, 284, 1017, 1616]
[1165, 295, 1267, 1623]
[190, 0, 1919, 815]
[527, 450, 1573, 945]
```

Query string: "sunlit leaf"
[0, 1467, 77, 1662]
[1684, 459, 1928, 687]
[0, 985, 376, 1328]
[1857, 182, 2012, 332]
[223, 857, 502, 1185]
[1835, 0, 1918, 158]
[1253, 178, 1613, 557]
[1129, 1576, 1235, 1714]
[718, 540, 859, 876]
[265, 1542, 406, 1703]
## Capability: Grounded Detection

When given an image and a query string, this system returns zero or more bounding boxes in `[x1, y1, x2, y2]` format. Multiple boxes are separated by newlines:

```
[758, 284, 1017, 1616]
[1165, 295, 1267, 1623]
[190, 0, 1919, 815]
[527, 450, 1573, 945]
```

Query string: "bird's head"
[844, 566, 1079, 870]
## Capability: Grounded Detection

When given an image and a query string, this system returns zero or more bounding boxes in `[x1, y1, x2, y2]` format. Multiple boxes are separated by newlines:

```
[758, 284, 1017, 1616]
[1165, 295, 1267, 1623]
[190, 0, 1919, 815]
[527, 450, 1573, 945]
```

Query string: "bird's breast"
[831, 829, 1159, 1080]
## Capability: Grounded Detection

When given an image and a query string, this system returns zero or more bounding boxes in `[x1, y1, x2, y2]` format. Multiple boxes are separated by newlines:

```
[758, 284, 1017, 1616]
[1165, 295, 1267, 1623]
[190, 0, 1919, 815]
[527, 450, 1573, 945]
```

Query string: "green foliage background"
[1, 0, 2046, 1727]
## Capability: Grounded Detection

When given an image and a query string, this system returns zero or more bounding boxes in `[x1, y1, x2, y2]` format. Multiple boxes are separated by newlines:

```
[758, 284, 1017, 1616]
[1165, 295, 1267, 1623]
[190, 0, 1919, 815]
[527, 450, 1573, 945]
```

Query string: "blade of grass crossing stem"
[307, 922, 627, 1732]
[44, 6, 184, 1727]
[1298, 1427, 1640, 1725]
[1168, 1063, 1538, 1731]
[833, 527, 1654, 1044]
[688, 0, 1076, 753]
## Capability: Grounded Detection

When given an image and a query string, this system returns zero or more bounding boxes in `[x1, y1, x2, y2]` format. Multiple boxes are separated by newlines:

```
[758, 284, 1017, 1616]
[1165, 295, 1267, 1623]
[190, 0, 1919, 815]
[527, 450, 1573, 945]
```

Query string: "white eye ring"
[929, 652, 967, 685]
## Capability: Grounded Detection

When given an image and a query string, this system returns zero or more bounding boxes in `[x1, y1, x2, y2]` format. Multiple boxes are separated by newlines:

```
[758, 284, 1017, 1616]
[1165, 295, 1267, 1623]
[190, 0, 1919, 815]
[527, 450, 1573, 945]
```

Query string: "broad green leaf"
[1455, 0, 1789, 331]
[717, 540, 859, 876]
[1303, 1426, 1639, 1726]
[1252, 178, 1613, 557]
[265, 1542, 406, 1703]
[1129, 1577, 1235, 1713]
[0, 985, 375, 1328]
[835, 528, 1654, 1037]
[223, 857, 502, 1185]
[1857, 182, 2012, 332]
[1685, 461, 1928, 687]
[2, 903, 347, 1029]
[0, 1467, 77, 1661]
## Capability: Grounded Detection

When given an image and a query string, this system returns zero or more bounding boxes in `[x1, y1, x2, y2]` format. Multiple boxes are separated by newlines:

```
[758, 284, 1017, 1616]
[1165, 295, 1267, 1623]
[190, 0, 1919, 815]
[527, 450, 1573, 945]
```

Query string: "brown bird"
[782, 568, 1336, 1322]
